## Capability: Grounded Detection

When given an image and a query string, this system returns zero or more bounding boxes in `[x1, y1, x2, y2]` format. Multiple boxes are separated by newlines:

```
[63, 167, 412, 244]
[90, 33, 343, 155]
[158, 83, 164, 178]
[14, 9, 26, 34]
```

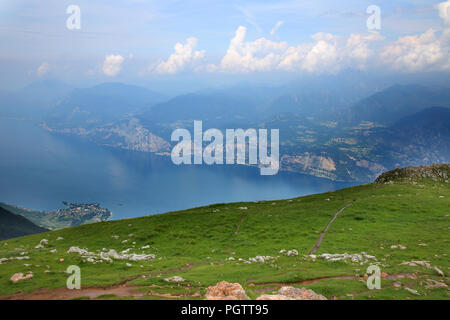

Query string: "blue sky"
[0, 0, 449, 90]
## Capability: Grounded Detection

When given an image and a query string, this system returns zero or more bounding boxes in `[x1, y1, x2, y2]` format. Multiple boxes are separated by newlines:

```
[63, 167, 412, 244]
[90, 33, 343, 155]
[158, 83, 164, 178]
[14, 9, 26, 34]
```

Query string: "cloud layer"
[381, 29, 448, 72]
[215, 27, 384, 74]
[140, 1, 450, 76]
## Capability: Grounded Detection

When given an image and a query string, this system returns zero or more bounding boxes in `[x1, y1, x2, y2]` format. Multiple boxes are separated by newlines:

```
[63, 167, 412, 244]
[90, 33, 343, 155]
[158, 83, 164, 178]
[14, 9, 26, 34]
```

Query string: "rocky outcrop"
[374, 164, 450, 184]
[281, 153, 337, 180]
[205, 281, 250, 300]
[204, 282, 327, 300]
[257, 286, 327, 300]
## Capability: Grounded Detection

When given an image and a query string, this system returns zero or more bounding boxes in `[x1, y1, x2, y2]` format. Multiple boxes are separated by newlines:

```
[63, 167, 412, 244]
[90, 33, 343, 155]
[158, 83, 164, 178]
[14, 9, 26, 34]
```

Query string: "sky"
[0, 0, 449, 91]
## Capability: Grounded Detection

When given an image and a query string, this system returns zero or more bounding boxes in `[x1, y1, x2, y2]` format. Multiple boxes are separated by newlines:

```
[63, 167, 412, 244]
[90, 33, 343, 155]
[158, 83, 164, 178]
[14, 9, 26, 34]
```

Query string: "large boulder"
[205, 281, 250, 300]
[257, 286, 327, 300]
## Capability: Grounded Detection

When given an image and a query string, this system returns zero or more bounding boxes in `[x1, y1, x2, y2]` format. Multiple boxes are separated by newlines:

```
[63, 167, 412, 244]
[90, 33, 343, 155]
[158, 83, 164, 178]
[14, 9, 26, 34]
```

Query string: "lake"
[0, 118, 354, 219]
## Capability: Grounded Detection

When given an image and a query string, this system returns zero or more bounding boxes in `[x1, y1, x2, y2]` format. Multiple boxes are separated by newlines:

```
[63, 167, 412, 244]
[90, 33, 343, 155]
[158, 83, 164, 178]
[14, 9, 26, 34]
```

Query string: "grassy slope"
[0, 179, 448, 300]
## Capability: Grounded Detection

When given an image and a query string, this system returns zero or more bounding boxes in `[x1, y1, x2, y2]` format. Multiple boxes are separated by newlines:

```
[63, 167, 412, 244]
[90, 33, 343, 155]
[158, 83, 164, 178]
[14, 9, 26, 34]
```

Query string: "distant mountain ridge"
[36, 82, 450, 182]
[345, 85, 450, 125]
[0, 207, 48, 241]
[46, 82, 167, 130]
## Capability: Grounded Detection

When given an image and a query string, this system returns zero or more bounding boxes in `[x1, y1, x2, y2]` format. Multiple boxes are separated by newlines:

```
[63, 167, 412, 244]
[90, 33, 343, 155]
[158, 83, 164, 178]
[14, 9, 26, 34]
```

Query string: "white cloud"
[377, 2, 450, 72]
[381, 29, 449, 72]
[154, 37, 205, 74]
[438, 0, 450, 24]
[103, 54, 124, 76]
[295, 33, 341, 73]
[220, 26, 287, 73]
[270, 21, 284, 37]
[345, 33, 385, 69]
[37, 62, 50, 76]
[147, 3, 450, 75]
[216, 27, 382, 74]
[281, 32, 384, 73]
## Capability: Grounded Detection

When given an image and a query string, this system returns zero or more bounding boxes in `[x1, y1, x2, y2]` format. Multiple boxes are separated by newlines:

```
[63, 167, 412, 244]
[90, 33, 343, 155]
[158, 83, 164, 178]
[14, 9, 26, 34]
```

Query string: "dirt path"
[308, 201, 354, 255]
[0, 284, 202, 300]
[0, 284, 145, 300]
[0, 261, 214, 300]
[1, 270, 418, 300]
[226, 212, 247, 253]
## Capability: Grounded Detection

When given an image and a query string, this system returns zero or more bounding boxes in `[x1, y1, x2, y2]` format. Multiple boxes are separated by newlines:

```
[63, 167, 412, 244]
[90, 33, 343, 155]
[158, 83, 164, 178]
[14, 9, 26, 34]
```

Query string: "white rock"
[404, 287, 420, 295]
[319, 253, 377, 264]
[433, 266, 445, 277]
[286, 249, 298, 257]
[164, 276, 184, 282]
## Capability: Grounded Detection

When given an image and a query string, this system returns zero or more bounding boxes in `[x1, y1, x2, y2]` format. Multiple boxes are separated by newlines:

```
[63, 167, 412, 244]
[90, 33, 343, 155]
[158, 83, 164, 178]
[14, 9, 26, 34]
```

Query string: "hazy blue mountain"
[141, 86, 280, 123]
[20, 80, 73, 106]
[0, 206, 48, 241]
[46, 82, 167, 129]
[0, 80, 73, 119]
[380, 106, 450, 164]
[265, 72, 381, 118]
[345, 84, 450, 125]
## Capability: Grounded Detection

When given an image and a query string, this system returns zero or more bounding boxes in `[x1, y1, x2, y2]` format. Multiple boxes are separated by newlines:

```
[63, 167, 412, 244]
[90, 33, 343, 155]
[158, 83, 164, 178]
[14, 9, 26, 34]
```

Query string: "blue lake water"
[0, 118, 354, 219]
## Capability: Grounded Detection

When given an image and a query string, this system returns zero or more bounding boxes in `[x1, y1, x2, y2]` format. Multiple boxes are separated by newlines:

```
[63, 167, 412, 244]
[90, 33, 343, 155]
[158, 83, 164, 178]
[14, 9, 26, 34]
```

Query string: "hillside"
[346, 85, 450, 125]
[0, 202, 112, 230]
[0, 165, 448, 300]
[0, 207, 48, 241]
[45, 83, 166, 130]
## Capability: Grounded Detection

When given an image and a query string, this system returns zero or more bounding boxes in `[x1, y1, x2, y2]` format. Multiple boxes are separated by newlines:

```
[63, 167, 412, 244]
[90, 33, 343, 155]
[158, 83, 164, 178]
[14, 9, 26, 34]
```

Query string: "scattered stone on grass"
[67, 246, 155, 263]
[424, 279, 447, 289]
[318, 252, 377, 264]
[390, 245, 407, 250]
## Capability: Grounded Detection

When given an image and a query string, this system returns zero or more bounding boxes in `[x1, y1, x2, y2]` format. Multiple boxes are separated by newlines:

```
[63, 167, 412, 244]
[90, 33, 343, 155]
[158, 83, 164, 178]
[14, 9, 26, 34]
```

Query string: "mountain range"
[1, 79, 449, 182]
